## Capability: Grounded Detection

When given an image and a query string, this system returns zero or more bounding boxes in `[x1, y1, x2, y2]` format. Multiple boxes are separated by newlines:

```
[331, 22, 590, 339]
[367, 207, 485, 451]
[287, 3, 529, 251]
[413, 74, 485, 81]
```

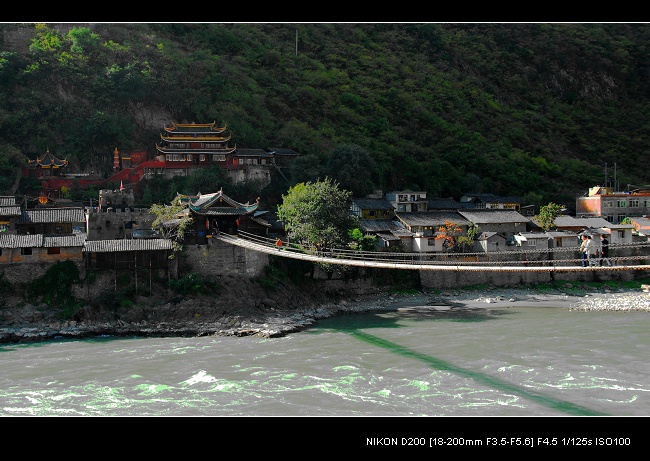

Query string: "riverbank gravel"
[568, 291, 650, 311]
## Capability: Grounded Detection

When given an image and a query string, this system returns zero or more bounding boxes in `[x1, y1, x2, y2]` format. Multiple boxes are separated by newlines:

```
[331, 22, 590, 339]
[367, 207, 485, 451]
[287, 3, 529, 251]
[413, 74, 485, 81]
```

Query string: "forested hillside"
[1, 23, 648, 212]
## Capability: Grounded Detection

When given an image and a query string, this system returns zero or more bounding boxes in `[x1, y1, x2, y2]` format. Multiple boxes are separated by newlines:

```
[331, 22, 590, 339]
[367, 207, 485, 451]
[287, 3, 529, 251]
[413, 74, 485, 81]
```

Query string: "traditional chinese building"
[26, 149, 69, 178]
[177, 189, 269, 244]
[155, 121, 237, 172]
[152, 121, 299, 183]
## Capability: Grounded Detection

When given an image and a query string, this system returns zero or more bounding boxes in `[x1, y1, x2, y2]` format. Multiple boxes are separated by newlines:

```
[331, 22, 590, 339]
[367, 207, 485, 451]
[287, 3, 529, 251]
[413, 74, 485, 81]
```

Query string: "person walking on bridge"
[599, 234, 611, 266]
[580, 234, 595, 267]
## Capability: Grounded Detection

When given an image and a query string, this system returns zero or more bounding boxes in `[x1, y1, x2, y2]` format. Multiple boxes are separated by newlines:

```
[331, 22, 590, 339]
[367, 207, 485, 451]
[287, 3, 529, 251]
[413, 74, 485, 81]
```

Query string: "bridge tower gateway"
[177, 190, 265, 245]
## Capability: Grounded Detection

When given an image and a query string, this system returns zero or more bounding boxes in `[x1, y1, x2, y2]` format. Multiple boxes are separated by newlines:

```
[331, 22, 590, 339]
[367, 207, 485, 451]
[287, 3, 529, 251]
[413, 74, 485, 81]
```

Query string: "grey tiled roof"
[458, 209, 530, 224]
[461, 193, 522, 203]
[0, 196, 17, 206]
[44, 234, 87, 247]
[546, 231, 579, 238]
[83, 239, 173, 253]
[359, 219, 403, 232]
[427, 198, 471, 209]
[554, 216, 614, 228]
[0, 233, 87, 248]
[396, 211, 470, 227]
[235, 149, 273, 158]
[0, 234, 44, 248]
[0, 206, 21, 216]
[352, 198, 393, 210]
[375, 232, 403, 241]
[17, 208, 86, 223]
[630, 217, 650, 229]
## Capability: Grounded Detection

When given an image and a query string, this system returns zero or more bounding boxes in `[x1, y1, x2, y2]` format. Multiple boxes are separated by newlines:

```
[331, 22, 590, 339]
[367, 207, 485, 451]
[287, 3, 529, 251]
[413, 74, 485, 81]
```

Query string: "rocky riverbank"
[1, 279, 649, 345]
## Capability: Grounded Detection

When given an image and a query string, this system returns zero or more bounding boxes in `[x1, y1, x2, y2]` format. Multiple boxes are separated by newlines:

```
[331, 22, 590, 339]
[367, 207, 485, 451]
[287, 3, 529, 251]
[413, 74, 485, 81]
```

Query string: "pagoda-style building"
[155, 121, 237, 169]
[27, 149, 69, 178]
[177, 189, 269, 244]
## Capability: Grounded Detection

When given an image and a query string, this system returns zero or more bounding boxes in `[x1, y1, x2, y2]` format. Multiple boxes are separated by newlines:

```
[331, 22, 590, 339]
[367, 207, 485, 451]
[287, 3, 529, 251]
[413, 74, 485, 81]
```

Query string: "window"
[165, 154, 173, 161]
[617, 200, 627, 207]
[200, 155, 205, 161]
[603, 201, 613, 208]
[427, 239, 436, 246]
[21, 247, 32, 255]
[488, 203, 500, 209]
[556, 239, 563, 248]
[369, 210, 376, 217]
[47, 247, 60, 255]
[630, 200, 639, 208]
[528, 240, 537, 247]
[618, 230, 626, 239]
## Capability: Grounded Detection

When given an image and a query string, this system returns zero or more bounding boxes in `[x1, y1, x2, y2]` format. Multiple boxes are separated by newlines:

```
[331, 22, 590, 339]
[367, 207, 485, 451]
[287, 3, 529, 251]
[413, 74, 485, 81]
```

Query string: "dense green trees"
[276, 178, 359, 249]
[0, 23, 648, 210]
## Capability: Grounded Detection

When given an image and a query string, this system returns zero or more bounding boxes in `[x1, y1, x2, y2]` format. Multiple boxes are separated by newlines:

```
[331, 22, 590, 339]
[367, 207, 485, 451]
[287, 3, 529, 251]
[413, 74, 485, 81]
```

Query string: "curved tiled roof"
[163, 121, 227, 134]
[159, 132, 232, 142]
[178, 190, 259, 216]
[27, 149, 68, 168]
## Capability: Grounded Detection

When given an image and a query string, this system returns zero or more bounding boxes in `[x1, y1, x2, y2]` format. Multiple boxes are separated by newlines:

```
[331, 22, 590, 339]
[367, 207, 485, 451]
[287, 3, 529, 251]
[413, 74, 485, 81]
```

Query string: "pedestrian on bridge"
[599, 234, 611, 266]
[276, 237, 283, 250]
[580, 234, 596, 267]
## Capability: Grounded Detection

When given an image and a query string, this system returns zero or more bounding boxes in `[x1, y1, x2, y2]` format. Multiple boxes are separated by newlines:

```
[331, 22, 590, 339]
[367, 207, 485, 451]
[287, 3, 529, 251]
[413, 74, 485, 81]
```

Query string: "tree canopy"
[534, 202, 566, 232]
[149, 196, 193, 255]
[276, 177, 359, 250]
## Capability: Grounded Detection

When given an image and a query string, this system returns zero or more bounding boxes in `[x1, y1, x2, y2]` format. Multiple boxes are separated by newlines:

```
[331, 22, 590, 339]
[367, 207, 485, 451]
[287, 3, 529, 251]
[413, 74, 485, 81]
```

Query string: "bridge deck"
[215, 233, 650, 273]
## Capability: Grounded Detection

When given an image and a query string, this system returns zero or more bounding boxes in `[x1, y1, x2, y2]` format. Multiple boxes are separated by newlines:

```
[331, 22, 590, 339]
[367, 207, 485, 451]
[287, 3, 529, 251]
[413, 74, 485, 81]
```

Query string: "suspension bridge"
[215, 232, 650, 274]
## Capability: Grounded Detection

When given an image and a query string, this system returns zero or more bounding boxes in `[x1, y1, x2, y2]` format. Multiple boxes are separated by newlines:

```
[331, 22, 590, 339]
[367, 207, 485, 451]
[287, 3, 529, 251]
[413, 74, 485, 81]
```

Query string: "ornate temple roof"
[159, 132, 232, 142]
[177, 190, 260, 216]
[27, 149, 68, 168]
[163, 121, 227, 135]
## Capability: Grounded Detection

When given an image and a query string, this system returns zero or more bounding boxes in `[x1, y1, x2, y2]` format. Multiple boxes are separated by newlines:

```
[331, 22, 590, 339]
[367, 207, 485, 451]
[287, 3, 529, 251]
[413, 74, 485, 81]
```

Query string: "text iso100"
[595, 438, 631, 446]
